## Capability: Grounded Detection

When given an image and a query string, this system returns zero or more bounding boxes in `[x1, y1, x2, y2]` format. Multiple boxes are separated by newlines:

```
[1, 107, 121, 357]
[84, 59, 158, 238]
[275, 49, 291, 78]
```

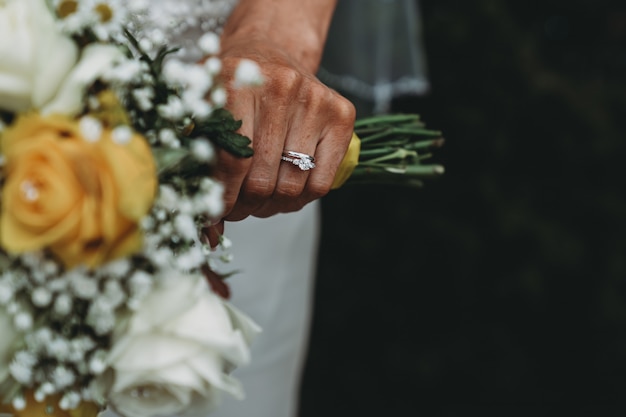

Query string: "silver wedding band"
[281, 150, 316, 171]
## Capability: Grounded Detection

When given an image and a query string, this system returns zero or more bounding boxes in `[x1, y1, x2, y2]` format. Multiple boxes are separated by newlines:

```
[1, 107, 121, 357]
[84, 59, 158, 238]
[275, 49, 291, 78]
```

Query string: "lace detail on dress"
[130, 0, 238, 61]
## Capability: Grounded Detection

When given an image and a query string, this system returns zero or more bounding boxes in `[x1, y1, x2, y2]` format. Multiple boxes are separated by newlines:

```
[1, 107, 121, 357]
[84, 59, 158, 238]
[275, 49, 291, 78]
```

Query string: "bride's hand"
[213, 38, 356, 222]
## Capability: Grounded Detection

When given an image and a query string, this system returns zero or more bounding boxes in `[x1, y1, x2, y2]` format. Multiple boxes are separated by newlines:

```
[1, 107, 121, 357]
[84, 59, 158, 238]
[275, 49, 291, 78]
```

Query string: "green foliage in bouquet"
[122, 31, 253, 159]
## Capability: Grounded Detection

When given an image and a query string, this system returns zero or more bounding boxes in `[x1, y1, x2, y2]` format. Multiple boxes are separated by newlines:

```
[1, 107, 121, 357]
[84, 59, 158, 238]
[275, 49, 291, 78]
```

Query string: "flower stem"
[345, 114, 445, 188]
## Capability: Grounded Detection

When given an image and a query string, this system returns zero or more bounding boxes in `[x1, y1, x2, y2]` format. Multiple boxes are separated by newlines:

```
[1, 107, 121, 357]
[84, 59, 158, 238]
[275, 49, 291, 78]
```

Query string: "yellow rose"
[331, 132, 361, 189]
[0, 113, 157, 269]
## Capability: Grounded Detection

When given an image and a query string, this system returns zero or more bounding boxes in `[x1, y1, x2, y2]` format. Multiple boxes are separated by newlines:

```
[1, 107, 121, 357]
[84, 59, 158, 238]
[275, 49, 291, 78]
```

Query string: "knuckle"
[269, 67, 301, 95]
[242, 176, 275, 201]
[333, 96, 357, 124]
[306, 178, 331, 200]
[298, 81, 327, 107]
[276, 180, 303, 199]
[214, 152, 251, 180]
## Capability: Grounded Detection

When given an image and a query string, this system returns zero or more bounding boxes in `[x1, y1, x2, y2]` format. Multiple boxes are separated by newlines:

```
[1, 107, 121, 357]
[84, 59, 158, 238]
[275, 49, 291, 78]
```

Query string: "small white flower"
[48, 337, 71, 360]
[52, 365, 76, 389]
[158, 222, 174, 238]
[140, 215, 156, 231]
[184, 95, 213, 120]
[101, 258, 132, 278]
[149, 248, 175, 269]
[198, 32, 220, 55]
[162, 60, 188, 86]
[174, 214, 199, 241]
[13, 311, 33, 331]
[103, 59, 145, 84]
[69, 272, 99, 300]
[158, 95, 186, 121]
[199, 185, 225, 218]
[138, 37, 153, 53]
[155, 208, 168, 222]
[234, 59, 264, 87]
[177, 199, 194, 216]
[74, 336, 96, 353]
[12, 395, 26, 411]
[220, 253, 234, 263]
[40, 382, 56, 395]
[219, 235, 233, 250]
[59, 391, 81, 410]
[68, 341, 88, 364]
[34, 389, 47, 402]
[158, 128, 178, 146]
[89, 350, 108, 375]
[28, 327, 53, 350]
[87, 299, 116, 335]
[89, 0, 129, 41]
[157, 185, 179, 211]
[185, 65, 212, 92]
[112, 125, 133, 145]
[29, 268, 45, 284]
[210, 87, 227, 108]
[128, 270, 153, 300]
[148, 28, 166, 46]
[20, 252, 45, 269]
[42, 260, 59, 276]
[9, 351, 36, 384]
[204, 57, 222, 75]
[31, 287, 52, 307]
[103, 279, 126, 308]
[176, 246, 205, 271]
[191, 138, 215, 162]
[53, 293, 73, 316]
[132, 86, 155, 111]
[79, 116, 103, 143]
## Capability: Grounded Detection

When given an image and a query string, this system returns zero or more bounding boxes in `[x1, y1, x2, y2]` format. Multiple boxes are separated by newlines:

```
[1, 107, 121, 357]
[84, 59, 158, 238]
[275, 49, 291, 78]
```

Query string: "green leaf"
[191, 109, 253, 158]
[152, 148, 190, 175]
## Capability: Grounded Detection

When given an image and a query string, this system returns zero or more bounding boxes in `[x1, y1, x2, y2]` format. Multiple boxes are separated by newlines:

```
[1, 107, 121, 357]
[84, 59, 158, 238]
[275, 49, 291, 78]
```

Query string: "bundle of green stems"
[348, 114, 445, 188]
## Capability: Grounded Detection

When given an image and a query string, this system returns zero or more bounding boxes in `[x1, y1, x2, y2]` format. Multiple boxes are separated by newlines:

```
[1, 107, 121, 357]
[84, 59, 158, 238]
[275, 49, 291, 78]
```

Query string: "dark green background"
[301, 0, 626, 415]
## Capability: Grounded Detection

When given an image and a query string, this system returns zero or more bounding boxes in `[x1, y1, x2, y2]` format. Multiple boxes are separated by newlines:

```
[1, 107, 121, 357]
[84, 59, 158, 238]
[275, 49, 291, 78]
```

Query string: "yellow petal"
[98, 130, 157, 221]
[331, 132, 361, 190]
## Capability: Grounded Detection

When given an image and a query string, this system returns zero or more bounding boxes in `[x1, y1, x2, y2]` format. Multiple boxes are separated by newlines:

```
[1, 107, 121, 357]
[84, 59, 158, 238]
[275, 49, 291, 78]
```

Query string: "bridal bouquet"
[0, 1, 443, 417]
[0, 1, 261, 416]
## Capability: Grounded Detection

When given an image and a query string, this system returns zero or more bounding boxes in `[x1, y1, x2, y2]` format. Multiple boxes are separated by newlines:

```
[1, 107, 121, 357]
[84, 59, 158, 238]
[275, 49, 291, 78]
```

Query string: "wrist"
[220, 0, 336, 72]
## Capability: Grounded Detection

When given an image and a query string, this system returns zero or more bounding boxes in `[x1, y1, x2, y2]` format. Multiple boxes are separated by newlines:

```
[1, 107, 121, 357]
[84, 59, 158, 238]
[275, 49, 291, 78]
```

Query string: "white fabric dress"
[105, 1, 428, 416]
[102, 2, 320, 417]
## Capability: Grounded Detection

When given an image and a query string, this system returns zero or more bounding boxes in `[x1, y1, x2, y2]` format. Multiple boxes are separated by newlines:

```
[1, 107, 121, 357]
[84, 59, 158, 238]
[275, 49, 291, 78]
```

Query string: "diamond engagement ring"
[281, 150, 316, 171]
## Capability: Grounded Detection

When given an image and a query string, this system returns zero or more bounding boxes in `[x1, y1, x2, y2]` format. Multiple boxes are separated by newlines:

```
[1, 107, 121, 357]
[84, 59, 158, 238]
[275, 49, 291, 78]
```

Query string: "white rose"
[0, 0, 78, 112]
[94, 273, 260, 417]
[0, 308, 18, 384]
[41, 43, 126, 116]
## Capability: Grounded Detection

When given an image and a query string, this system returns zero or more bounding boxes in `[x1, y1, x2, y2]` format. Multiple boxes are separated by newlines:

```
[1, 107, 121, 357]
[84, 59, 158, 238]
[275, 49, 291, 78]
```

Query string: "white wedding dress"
[105, 1, 427, 416]
[102, 2, 320, 417]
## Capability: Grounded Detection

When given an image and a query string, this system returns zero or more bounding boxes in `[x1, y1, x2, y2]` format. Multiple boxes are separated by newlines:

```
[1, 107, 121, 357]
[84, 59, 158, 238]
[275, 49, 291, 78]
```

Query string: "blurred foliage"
[301, 0, 626, 415]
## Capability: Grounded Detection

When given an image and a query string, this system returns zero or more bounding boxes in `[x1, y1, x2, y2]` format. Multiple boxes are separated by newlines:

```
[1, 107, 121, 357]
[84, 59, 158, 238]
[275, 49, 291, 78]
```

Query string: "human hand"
[213, 37, 356, 222]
